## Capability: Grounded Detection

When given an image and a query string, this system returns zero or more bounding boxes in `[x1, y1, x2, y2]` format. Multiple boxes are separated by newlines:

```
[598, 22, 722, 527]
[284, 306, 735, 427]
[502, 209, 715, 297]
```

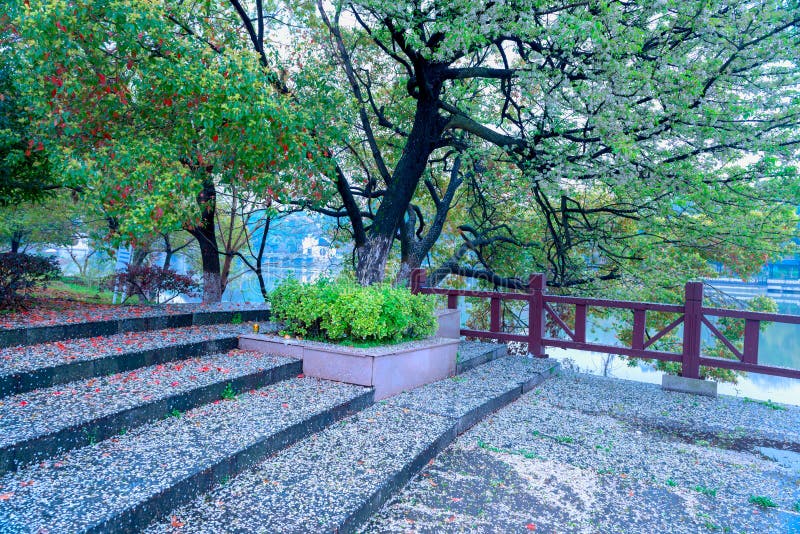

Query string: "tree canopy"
[13, 0, 343, 300]
[312, 0, 800, 288]
[5, 0, 799, 300]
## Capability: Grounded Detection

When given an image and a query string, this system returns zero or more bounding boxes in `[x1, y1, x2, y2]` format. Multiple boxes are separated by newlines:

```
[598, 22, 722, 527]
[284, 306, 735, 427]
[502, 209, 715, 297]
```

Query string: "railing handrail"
[409, 268, 800, 381]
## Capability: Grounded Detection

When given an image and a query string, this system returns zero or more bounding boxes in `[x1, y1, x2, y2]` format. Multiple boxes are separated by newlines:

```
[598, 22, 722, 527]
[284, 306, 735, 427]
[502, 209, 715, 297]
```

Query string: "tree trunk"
[188, 178, 223, 303]
[162, 234, 173, 269]
[254, 215, 271, 301]
[10, 233, 21, 254]
[355, 234, 393, 285]
[354, 95, 442, 285]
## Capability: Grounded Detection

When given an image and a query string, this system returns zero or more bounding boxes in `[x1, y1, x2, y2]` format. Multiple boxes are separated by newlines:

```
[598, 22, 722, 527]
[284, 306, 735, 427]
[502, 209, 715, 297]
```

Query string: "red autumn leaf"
[446, 515, 456, 523]
[0, 492, 14, 501]
[281, 403, 289, 408]
[170, 516, 185, 528]
[297, 373, 305, 378]
[170, 381, 179, 387]
[526, 523, 536, 530]
[212, 134, 219, 142]
[18, 401, 28, 407]
[163, 97, 173, 106]
[98, 73, 106, 85]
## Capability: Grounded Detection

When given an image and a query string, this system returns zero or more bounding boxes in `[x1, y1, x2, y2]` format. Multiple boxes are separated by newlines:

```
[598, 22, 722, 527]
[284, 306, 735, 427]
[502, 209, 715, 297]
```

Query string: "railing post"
[682, 282, 703, 379]
[632, 308, 646, 350]
[409, 268, 426, 294]
[742, 319, 760, 364]
[447, 294, 458, 310]
[528, 274, 547, 358]
[574, 304, 587, 343]
[490, 297, 502, 333]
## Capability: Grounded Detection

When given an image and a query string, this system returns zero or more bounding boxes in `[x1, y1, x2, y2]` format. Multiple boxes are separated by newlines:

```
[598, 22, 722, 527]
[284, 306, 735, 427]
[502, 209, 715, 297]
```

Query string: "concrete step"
[456, 341, 507, 374]
[0, 349, 301, 475]
[148, 356, 560, 533]
[0, 305, 269, 349]
[0, 378, 372, 533]
[0, 324, 252, 398]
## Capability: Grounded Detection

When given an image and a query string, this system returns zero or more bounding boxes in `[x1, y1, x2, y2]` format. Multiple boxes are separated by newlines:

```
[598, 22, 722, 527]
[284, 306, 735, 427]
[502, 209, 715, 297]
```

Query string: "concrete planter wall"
[240, 334, 459, 400]
[435, 308, 461, 339]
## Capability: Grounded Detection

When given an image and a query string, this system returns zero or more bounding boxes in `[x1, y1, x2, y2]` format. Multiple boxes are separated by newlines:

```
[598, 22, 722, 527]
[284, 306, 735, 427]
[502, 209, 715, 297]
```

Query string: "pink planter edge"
[239, 334, 459, 400]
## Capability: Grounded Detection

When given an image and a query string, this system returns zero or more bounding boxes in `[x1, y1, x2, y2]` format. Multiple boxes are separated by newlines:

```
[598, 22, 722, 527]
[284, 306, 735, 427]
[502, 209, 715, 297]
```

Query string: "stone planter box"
[435, 308, 461, 339]
[239, 334, 459, 400]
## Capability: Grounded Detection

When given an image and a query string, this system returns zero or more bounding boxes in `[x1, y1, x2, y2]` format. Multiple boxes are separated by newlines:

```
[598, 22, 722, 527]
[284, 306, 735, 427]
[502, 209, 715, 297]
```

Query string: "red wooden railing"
[410, 269, 800, 380]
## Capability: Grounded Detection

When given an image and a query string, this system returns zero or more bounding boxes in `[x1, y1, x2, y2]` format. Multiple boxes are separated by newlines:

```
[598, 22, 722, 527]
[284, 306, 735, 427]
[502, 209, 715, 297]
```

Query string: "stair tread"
[148, 357, 559, 533]
[0, 349, 294, 448]
[0, 324, 247, 378]
[0, 302, 268, 331]
[0, 378, 369, 532]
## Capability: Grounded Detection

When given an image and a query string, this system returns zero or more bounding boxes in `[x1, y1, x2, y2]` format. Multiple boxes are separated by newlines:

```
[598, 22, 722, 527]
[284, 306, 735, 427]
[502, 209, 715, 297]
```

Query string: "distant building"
[301, 235, 337, 261]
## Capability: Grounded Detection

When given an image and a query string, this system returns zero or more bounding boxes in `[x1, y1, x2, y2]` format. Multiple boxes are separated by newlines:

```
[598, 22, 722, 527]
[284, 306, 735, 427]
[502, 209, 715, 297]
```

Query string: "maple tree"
[13, 0, 341, 301]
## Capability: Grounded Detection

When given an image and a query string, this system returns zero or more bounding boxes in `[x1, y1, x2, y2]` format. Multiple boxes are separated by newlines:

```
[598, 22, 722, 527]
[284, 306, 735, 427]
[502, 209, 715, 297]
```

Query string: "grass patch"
[693, 485, 718, 497]
[477, 439, 541, 460]
[221, 383, 237, 401]
[38, 279, 116, 304]
[531, 429, 576, 444]
[748, 495, 777, 508]
[742, 397, 786, 411]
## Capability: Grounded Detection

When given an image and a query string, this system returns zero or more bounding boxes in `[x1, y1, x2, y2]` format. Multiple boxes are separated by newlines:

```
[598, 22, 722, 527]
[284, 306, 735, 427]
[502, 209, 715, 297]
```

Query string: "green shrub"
[269, 277, 437, 344]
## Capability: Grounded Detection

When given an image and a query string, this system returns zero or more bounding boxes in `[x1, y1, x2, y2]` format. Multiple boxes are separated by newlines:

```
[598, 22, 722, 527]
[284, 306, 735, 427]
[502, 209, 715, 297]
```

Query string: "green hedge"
[269, 277, 437, 344]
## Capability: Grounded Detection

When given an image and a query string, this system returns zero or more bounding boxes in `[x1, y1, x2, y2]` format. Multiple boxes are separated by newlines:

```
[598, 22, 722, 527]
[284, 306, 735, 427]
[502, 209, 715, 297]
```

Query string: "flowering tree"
[313, 0, 800, 286]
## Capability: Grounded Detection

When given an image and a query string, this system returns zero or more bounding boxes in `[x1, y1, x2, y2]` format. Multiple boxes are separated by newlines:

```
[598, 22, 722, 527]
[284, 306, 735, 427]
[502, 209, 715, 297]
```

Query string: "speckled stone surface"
[147, 356, 560, 533]
[0, 377, 370, 533]
[145, 404, 456, 534]
[0, 324, 249, 377]
[0, 301, 270, 330]
[388, 356, 556, 425]
[363, 370, 800, 533]
[541, 371, 800, 449]
[0, 302, 271, 350]
[0, 350, 299, 473]
[456, 341, 506, 374]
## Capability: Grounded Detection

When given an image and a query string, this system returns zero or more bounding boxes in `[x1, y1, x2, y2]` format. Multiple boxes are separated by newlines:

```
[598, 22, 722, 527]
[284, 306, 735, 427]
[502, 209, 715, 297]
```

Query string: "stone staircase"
[0, 310, 559, 533]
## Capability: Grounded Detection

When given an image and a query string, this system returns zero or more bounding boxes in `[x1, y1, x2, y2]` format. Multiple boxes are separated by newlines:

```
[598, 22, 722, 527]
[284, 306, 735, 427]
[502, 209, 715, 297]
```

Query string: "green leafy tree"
[309, 0, 800, 286]
[0, 194, 83, 253]
[0, 16, 57, 205]
[13, 0, 342, 301]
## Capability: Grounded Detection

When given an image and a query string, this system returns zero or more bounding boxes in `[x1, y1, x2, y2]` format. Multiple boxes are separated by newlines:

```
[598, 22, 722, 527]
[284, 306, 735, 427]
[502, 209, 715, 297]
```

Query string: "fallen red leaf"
[0, 492, 14, 501]
[526, 523, 536, 530]
[170, 515, 185, 527]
